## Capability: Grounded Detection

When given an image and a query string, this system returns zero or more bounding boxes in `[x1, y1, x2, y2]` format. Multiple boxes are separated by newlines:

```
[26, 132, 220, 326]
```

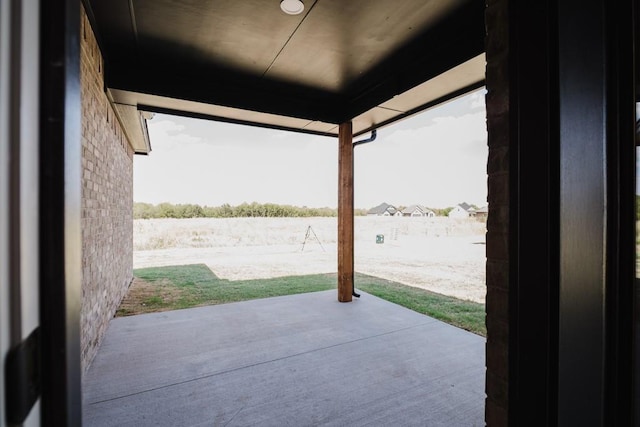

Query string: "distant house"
[472, 205, 488, 219]
[367, 202, 398, 216]
[401, 205, 435, 217]
[448, 202, 473, 219]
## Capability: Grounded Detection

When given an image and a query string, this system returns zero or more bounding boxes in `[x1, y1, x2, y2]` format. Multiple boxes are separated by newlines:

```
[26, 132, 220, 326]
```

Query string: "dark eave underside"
[83, 0, 486, 151]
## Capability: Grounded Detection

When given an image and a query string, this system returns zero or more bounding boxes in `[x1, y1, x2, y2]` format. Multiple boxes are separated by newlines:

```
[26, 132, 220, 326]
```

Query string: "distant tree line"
[134, 202, 368, 219]
[432, 207, 454, 217]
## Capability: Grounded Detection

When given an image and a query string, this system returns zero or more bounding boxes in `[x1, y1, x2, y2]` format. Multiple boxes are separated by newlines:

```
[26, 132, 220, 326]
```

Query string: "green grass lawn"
[123, 264, 486, 337]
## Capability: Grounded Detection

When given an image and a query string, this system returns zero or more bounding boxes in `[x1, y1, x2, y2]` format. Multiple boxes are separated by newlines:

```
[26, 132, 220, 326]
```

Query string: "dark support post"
[338, 121, 353, 302]
[501, 2, 558, 425]
[556, 1, 635, 425]
[40, 0, 82, 424]
[493, 0, 636, 425]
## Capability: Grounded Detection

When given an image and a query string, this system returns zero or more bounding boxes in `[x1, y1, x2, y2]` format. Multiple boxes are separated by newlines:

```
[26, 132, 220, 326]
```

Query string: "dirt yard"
[133, 216, 487, 303]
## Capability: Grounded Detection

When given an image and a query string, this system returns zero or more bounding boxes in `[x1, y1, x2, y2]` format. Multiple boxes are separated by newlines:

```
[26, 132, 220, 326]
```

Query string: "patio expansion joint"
[86, 320, 436, 406]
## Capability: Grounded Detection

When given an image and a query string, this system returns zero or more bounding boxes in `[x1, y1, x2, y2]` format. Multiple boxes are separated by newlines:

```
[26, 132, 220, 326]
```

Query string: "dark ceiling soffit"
[105, 61, 344, 124]
[341, 0, 486, 123]
[352, 80, 485, 138]
[102, 1, 485, 126]
[139, 104, 337, 138]
[139, 78, 485, 140]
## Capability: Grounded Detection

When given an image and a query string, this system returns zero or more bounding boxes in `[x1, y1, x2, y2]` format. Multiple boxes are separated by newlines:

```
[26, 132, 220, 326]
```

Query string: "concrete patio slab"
[83, 290, 485, 426]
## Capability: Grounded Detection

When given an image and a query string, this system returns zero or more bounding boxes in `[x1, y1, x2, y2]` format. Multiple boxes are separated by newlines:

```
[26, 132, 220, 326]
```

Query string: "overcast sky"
[134, 88, 488, 210]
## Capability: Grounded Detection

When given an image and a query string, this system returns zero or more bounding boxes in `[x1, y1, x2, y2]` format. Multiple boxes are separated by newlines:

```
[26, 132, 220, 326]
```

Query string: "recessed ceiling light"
[280, 0, 304, 15]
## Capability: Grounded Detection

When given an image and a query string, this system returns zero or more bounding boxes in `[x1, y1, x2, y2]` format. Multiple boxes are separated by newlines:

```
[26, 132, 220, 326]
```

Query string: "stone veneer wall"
[484, 0, 509, 425]
[80, 5, 134, 373]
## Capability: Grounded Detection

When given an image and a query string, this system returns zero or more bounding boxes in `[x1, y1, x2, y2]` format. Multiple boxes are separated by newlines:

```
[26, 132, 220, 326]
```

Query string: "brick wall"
[484, 0, 509, 425]
[80, 5, 134, 373]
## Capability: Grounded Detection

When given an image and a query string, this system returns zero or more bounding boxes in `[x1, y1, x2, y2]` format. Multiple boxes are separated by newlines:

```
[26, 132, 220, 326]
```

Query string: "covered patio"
[77, 2, 487, 425]
[83, 290, 485, 426]
[3, 0, 635, 424]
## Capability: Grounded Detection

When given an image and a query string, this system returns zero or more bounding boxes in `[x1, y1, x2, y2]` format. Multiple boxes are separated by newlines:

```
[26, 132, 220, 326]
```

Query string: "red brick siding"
[80, 5, 134, 373]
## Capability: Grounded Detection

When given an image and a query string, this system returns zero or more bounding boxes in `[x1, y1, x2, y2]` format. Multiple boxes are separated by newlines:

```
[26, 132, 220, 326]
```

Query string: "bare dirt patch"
[116, 277, 183, 316]
[133, 217, 487, 303]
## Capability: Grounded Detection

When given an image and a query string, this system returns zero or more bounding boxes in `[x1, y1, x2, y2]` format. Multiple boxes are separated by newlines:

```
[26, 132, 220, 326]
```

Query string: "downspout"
[353, 129, 377, 148]
[351, 129, 377, 298]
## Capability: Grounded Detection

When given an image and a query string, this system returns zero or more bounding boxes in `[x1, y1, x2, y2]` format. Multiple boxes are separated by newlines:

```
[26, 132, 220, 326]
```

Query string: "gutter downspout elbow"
[353, 129, 377, 148]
